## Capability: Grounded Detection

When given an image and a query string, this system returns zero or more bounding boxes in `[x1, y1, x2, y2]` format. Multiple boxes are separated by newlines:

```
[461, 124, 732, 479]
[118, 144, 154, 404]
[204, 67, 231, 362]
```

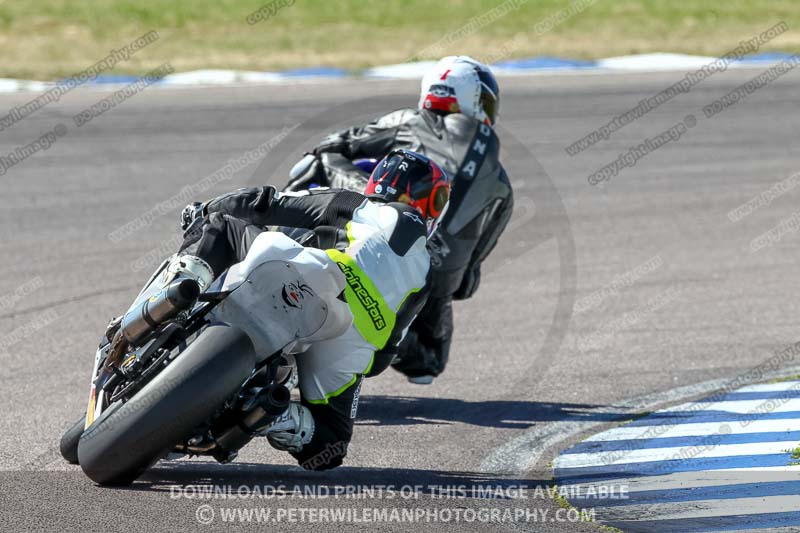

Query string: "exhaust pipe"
[211, 384, 292, 461]
[259, 383, 292, 416]
[120, 279, 200, 345]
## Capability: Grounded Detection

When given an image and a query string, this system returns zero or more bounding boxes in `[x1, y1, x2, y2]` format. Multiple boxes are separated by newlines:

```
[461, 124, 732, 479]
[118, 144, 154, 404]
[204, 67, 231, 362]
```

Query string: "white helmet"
[418, 56, 500, 127]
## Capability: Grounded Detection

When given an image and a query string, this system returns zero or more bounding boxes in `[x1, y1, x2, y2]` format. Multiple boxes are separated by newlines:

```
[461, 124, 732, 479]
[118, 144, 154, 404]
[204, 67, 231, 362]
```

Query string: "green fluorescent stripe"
[306, 354, 375, 405]
[326, 248, 395, 349]
[397, 286, 422, 310]
[363, 353, 375, 375]
[305, 373, 358, 405]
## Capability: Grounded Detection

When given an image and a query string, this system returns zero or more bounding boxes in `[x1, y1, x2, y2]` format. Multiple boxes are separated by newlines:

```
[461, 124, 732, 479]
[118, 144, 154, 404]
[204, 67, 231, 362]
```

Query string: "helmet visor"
[477, 70, 499, 125]
[430, 182, 449, 218]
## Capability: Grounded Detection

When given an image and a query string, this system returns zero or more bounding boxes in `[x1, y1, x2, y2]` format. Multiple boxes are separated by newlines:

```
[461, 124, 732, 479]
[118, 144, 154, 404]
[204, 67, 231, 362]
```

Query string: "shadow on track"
[356, 395, 628, 429]
[124, 462, 553, 499]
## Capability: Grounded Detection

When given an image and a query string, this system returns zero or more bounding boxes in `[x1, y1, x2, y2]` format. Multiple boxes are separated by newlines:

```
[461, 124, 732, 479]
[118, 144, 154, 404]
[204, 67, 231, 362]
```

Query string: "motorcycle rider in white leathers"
[176, 150, 450, 469]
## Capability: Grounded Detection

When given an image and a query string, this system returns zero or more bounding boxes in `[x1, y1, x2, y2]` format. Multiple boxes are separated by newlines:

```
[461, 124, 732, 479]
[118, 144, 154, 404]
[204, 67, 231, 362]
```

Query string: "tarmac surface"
[1, 68, 799, 531]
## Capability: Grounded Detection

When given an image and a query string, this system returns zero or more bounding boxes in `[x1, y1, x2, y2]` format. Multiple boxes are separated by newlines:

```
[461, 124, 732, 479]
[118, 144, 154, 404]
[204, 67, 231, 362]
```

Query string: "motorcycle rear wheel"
[77, 324, 256, 486]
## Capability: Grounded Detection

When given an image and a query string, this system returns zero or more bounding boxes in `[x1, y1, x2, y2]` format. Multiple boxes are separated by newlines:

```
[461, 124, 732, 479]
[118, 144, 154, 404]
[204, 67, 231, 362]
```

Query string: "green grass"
[770, 374, 800, 383]
[790, 445, 800, 465]
[551, 487, 573, 510]
[550, 485, 621, 531]
[598, 525, 625, 533]
[1, 0, 799, 79]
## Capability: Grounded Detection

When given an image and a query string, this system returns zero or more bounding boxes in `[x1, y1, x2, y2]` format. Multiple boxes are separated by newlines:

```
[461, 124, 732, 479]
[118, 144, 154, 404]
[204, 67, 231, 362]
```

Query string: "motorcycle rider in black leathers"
[176, 150, 449, 470]
[285, 56, 514, 383]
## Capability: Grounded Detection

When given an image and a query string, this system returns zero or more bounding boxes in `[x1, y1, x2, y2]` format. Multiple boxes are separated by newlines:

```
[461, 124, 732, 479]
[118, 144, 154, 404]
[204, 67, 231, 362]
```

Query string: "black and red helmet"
[364, 149, 451, 231]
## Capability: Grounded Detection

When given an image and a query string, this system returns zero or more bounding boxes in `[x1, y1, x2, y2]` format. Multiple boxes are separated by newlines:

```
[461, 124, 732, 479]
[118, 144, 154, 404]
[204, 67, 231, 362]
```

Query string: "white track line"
[600, 494, 800, 522]
[550, 380, 800, 531]
[583, 418, 800, 442]
[677, 397, 800, 414]
[559, 467, 800, 494]
[480, 370, 800, 475]
[735, 381, 800, 392]
[555, 440, 794, 469]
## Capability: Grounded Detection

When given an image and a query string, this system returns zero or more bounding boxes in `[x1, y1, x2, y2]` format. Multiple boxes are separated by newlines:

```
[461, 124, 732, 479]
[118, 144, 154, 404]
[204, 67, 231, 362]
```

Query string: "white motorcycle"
[60, 230, 350, 485]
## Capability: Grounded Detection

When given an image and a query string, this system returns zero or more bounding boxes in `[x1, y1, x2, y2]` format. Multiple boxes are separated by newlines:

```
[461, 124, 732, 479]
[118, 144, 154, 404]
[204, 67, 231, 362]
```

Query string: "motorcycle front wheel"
[59, 415, 85, 465]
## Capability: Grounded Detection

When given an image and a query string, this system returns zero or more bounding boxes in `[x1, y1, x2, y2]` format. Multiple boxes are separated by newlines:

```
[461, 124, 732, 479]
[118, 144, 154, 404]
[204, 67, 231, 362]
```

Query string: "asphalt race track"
[1, 68, 799, 532]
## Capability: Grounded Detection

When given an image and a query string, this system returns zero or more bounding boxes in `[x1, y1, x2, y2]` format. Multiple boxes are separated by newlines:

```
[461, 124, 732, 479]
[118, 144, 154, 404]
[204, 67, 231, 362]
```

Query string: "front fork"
[84, 344, 111, 429]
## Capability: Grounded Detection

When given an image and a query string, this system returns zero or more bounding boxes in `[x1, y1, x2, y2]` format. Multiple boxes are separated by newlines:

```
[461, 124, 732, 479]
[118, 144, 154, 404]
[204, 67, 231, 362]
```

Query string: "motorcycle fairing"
[208, 231, 352, 358]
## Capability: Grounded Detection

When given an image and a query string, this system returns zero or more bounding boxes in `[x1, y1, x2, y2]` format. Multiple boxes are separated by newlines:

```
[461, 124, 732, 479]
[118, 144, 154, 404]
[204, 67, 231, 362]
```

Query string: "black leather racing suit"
[286, 108, 513, 378]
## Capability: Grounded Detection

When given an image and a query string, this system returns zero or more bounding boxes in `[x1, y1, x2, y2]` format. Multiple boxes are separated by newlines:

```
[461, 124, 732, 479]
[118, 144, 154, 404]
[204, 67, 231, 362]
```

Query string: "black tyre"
[77, 324, 256, 486]
[59, 415, 86, 465]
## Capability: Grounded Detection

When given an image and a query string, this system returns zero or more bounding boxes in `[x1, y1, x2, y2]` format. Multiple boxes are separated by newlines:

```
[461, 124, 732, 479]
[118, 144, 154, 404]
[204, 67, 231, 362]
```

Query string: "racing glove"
[311, 133, 350, 157]
[180, 201, 205, 231]
[285, 153, 328, 192]
[453, 264, 481, 300]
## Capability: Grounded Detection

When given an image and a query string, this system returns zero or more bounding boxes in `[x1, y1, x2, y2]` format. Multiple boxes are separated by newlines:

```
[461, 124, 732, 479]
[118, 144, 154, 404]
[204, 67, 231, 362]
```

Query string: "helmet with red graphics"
[418, 56, 500, 127]
[364, 149, 451, 235]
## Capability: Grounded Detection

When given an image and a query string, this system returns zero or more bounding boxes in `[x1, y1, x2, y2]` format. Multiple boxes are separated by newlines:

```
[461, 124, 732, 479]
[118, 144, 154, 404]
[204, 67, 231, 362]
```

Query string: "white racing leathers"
[185, 186, 430, 468]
